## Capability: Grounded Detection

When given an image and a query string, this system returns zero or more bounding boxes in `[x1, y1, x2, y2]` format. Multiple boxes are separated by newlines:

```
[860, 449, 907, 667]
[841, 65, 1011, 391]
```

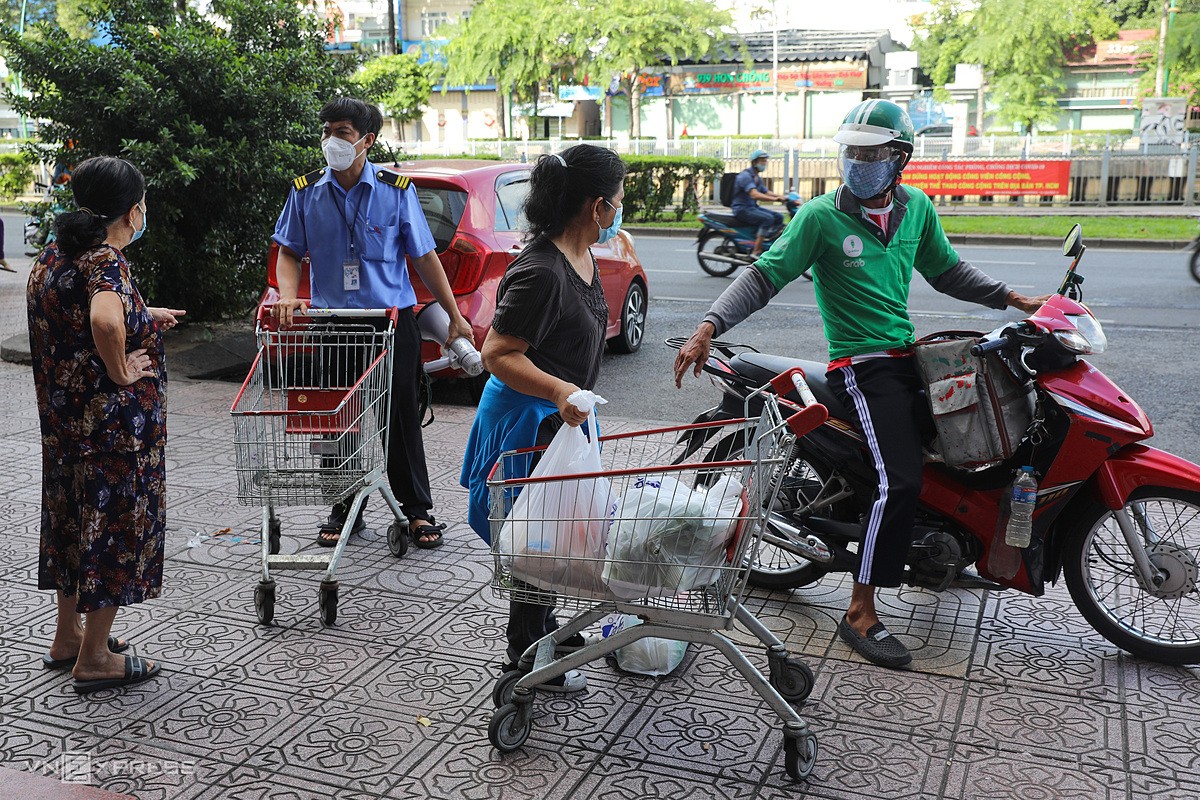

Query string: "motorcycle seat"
[704, 212, 743, 228]
[730, 353, 854, 422]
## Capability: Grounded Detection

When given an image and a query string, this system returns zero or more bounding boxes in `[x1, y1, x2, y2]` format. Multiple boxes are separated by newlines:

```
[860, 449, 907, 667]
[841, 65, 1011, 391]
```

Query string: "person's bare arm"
[90, 292, 153, 385]
[480, 330, 588, 427]
[270, 246, 308, 328]
[410, 250, 473, 346]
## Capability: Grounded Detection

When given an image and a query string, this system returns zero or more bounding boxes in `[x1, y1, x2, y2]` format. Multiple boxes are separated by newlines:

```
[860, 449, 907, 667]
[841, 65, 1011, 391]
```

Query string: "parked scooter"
[696, 192, 801, 277]
[671, 224, 1200, 665]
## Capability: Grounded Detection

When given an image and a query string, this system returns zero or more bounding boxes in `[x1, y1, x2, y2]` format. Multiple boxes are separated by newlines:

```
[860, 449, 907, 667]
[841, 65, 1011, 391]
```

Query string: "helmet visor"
[839, 144, 901, 164]
[838, 145, 902, 199]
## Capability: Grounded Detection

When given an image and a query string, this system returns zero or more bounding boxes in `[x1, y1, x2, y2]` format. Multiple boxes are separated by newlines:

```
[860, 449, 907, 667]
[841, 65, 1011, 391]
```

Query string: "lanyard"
[328, 183, 367, 255]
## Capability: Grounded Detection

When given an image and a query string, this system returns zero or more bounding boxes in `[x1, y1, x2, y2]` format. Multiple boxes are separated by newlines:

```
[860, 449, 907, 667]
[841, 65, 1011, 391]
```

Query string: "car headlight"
[1055, 312, 1107, 355]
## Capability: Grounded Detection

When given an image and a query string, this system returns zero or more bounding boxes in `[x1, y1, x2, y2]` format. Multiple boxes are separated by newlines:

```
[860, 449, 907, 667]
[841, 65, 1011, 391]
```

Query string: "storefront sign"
[903, 160, 1072, 196]
[670, 63, 867, 94]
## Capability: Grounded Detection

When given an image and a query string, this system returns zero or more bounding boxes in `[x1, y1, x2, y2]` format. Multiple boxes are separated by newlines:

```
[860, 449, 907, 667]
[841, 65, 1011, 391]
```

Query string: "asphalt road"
[595, 231, 1200, 464]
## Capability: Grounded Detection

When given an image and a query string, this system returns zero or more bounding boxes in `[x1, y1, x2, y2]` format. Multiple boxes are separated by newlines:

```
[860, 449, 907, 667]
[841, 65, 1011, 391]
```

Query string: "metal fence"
[389, 133, 1200, 206]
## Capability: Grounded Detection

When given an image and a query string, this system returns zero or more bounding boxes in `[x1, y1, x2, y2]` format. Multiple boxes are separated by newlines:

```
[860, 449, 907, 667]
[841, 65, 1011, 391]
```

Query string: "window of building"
[421, 11, 449, 38]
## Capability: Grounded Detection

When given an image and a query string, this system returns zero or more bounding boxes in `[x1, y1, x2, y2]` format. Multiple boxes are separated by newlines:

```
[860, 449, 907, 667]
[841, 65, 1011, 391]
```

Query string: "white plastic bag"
[602, 475, 744, 599]
[606, 615, 689, 677]
[498, 392, 615, 597]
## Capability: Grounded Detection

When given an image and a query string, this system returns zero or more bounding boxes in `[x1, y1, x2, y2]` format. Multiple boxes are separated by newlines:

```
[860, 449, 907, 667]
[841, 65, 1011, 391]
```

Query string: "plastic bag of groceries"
[602, 474, 744, 599]
[498, 391, 616, 598]
[603, 614, 689, 677]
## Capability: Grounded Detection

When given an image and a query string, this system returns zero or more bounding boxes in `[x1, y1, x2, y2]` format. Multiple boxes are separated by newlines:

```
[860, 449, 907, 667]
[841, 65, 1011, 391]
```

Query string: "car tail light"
[422, 231, 507, 297]
[266, 242, 311, 298]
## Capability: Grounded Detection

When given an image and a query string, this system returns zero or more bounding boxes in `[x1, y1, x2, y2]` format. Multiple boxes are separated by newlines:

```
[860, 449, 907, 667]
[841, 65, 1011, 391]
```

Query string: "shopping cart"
[230, 307, 410, 626]
[485, 369, 829, 781]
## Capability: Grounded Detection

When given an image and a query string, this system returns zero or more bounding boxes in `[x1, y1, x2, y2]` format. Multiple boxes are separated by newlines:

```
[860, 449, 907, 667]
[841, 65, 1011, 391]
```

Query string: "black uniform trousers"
[826, 356, 926, 588]
[303, 308, 434, 523]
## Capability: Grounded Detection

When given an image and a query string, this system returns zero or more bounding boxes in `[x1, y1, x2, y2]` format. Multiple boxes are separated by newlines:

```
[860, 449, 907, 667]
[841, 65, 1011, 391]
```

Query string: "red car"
[262, 160, 650, 377]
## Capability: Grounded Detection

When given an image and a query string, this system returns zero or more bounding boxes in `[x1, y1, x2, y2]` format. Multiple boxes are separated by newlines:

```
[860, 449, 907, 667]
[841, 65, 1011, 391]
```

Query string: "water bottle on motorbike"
[988, 467, 1038, 579]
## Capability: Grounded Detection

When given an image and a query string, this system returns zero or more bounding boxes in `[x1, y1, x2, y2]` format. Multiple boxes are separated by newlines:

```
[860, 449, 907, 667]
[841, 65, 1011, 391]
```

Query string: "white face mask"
[322, 134, 367, 172]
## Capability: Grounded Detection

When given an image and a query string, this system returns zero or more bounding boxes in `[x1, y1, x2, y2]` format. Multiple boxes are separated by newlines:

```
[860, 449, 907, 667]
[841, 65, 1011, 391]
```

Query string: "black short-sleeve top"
[490, 235, 608, 390]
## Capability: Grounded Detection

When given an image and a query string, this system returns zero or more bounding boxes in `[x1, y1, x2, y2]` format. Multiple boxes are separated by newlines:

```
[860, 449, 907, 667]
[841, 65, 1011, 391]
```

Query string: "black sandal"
[316, 504, 366, 547]
[409, 521, 446, 550]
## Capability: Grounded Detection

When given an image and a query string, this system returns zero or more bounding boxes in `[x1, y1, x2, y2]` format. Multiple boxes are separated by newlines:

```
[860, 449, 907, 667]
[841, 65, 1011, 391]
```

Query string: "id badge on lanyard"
[343, 243, 361, 292]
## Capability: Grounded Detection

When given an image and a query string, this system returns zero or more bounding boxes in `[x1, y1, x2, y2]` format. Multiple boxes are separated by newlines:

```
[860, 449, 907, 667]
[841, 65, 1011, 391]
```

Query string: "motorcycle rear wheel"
[1189, 245, 1200, 284]
[697, 232, 745, 278]
[1063, 488, 1200, 665]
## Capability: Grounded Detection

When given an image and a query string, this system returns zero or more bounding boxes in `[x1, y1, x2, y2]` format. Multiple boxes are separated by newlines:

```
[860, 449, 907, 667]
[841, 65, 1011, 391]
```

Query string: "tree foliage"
[966, 0, 1117, 132]
[1103, 0, 1159, 27]
[585, 0, 734, 139]
[2, 0, 360, 321]
[910, 0, 975, 101]
[355, 53, 433, 139]
[440, 0, 586, 138]
[1136, 2, 1200, 109]
[621, 155, 722, 222]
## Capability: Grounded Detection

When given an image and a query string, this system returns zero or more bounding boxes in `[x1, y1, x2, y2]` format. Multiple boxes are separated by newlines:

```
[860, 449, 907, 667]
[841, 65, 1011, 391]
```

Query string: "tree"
[1103, 0, 1159, 27]
[966, 0, 1117, 132]
[440, 0, 586, 140]
[586, 0, 734, 139]
[910, 0, 975, 101]
[1136, 2, 1200, 110]
[2, 0, 360, 321]
[355, 53, 433, 140]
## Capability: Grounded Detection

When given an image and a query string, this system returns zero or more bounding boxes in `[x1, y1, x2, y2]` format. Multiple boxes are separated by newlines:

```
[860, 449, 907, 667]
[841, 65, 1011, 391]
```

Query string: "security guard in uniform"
[674, 100, 1048, 668]
[272, 97, 472, 550]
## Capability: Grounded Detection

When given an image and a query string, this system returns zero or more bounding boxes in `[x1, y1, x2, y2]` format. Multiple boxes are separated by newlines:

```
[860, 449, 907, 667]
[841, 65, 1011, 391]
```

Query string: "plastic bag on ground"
[606, 614, 689, 677]
[498, 404, 615, 598]
[602, 474, 744, 599]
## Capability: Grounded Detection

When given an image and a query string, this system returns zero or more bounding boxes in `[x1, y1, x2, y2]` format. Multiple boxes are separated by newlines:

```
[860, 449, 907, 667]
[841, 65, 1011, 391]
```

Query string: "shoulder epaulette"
[292, 168, 326, 191]
[375, 170, 411, 190]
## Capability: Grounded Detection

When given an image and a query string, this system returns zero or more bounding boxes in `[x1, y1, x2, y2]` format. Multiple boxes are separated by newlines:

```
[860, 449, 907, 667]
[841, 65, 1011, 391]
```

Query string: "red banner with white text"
[902, 160, 1072, 196]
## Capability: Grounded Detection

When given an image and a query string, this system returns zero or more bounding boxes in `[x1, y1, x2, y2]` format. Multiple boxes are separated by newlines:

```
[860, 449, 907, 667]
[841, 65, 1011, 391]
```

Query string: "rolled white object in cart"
[414, 302, 483, 376]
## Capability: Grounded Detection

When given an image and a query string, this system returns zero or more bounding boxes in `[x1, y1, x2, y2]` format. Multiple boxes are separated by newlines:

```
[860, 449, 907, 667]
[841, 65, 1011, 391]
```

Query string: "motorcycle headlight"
[1055, 312, 1108, 355]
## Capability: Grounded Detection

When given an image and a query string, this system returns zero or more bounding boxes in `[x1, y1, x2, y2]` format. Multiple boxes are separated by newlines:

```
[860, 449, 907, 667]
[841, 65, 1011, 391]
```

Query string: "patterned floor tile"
[942, 744, 1130, 800]
[75, 736, 224, 800]
[968, 626, 1124, 701]
[20, 669, 199, 741]
[221, 628, 398, 702]
[566, 755, 765, 800]
[196, 765, 381, 799]
[1129, 772, 1200, 800]
[1123, 690, 1200, 783]
[334, 647, 494, 727]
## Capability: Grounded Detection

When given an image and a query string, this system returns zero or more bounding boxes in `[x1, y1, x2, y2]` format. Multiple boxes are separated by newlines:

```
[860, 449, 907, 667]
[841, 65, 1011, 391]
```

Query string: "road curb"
[1, 332, 31, 365]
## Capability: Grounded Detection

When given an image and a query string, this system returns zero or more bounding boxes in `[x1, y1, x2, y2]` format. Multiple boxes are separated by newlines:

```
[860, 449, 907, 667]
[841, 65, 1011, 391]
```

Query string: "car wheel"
[609, 281, 646, 354]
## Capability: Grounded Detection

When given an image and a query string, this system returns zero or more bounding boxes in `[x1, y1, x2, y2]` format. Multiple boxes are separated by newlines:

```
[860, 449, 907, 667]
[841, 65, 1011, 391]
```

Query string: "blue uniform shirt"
[731, 167, 767, 214]
[272, 161, 437, 309]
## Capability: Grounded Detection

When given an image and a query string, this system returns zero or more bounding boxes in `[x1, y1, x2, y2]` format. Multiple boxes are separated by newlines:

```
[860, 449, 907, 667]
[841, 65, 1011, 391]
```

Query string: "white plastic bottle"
[1004, 467, 1039, 548]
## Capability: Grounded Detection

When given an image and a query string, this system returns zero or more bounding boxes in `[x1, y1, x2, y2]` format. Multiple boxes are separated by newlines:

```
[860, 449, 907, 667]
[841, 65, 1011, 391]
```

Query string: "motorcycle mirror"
[1062, 224, 1083, 258]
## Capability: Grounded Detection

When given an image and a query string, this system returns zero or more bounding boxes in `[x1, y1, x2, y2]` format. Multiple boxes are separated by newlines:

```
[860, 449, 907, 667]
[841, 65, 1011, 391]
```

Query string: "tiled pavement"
[1, 358, 1199, 800]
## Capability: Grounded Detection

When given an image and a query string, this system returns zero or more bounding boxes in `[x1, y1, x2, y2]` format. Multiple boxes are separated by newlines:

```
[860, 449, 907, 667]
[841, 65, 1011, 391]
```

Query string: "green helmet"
[833, 100, 915, 155]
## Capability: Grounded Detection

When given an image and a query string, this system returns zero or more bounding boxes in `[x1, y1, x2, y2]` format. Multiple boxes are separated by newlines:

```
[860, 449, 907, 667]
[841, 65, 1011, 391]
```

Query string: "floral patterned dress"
[27, 243, 167, 613]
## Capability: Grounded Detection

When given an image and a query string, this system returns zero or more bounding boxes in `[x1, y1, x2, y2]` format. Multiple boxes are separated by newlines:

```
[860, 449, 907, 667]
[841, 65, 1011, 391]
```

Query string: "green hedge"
[0, 152, 34, 201]
[621, 155, 723, 222]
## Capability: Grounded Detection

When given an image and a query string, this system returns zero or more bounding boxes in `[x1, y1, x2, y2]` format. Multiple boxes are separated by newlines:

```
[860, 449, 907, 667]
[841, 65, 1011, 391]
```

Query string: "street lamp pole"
[771, 0, 780, 140]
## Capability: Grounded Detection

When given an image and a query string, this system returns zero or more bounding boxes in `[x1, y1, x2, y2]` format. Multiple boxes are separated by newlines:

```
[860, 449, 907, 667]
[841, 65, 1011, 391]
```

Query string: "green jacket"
[755, 184, 961, 360]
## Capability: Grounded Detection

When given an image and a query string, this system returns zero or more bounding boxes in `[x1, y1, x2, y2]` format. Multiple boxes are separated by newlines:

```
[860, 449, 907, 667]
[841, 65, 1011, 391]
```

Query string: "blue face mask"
[753, 160, 768, 173]
[130, 203, 147, 243]
[597, 199, 622, 245]
[839, 155, 899, 200]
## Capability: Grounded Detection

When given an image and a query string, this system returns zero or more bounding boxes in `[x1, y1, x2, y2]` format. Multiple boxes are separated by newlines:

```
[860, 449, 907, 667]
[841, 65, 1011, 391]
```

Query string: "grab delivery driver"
[674, 100, 1049, 668]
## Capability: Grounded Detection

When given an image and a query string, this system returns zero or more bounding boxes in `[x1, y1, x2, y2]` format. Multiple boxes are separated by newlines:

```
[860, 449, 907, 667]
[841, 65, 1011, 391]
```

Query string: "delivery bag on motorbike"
[913, 333, 1034, 469]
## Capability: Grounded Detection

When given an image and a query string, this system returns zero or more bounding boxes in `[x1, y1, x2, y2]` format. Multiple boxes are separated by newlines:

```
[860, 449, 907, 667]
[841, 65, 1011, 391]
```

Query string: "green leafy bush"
[0, 151, 34, 200]
[2, 0, 359, 321]
[621, 155, 722, 222]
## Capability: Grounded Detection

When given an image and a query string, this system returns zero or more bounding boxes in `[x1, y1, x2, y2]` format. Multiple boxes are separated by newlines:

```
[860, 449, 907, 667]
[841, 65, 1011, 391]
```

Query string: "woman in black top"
[459, 144, 626, 693]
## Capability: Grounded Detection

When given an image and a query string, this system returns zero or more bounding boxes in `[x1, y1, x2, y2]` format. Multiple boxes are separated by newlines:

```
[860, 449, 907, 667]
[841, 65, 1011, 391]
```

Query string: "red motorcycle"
[672, 224, 1200, 664]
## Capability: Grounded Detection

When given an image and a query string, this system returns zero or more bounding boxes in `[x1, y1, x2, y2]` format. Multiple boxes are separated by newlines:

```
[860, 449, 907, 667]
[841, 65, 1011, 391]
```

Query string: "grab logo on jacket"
[842, 235, 864, 257]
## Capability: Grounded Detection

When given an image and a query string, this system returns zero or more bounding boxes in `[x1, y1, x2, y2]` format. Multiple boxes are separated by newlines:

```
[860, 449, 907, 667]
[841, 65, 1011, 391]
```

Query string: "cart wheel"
[770, 657, 815, 704]
[387, 522, 409, 558]
[268, 517, 281, 555]
[254, 579, 276, 626]
[492, 668, 525, 708]
[488, 703, 532, 752]
[318, 580, 338, 626]
[783, 731, 818, 781]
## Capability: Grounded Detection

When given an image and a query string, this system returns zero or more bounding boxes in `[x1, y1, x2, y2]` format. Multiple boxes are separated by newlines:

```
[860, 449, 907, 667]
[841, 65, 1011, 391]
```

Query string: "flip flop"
[42, 636, 129, 669]
[837, 615, 912, 668]
[72, 655, 161, 695]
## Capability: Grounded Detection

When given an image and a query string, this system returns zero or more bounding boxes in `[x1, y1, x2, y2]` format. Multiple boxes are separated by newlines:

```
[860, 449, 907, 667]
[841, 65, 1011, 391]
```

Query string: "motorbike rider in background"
[732, 149, 788, 258]
[674, 100, 1049, 669]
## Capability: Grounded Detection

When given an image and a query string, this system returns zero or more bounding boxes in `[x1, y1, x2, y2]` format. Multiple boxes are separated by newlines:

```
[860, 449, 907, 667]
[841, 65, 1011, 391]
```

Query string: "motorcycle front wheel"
[1063, 488, 1200, 665]
[1189, 245, 1199, 284]
[697, 231, 744, 278]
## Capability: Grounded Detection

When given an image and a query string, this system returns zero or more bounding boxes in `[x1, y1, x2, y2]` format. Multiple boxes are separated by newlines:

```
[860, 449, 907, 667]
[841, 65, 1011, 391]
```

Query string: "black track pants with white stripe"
[826, 357, 925, 588]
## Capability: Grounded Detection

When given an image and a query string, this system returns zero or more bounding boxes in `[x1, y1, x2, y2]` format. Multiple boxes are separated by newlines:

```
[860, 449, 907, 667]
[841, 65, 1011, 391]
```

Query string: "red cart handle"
[770, 367, 828, 437]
